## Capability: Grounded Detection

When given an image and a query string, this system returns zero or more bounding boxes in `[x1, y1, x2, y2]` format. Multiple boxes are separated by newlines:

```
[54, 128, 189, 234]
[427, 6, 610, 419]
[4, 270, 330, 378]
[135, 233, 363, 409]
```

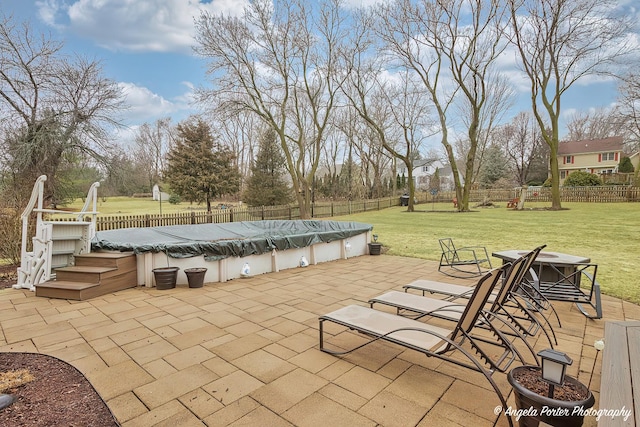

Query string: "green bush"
[563, 171, 602, 187]
[168, 194, 181, 205]
[619, 156, 634, 173]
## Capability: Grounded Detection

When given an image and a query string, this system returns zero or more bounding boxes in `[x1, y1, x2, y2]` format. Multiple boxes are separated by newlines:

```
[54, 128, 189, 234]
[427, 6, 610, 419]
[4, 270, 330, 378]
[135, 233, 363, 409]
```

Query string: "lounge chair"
[515, 262, 602, 321]
[438, 237, 492, 278]
[368, 252, 545, 359]
[402, 245, 557, 347]
[319, 265, 517, 427]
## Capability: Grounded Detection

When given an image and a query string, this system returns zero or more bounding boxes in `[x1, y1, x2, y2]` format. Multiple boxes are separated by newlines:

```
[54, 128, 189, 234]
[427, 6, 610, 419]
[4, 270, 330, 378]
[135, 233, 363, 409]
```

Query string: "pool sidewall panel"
[135, 233, 369, 287]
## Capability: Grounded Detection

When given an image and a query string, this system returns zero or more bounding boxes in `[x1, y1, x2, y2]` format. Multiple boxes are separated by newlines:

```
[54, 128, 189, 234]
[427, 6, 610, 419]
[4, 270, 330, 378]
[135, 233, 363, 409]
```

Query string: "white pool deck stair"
[15, 175, 137, 300]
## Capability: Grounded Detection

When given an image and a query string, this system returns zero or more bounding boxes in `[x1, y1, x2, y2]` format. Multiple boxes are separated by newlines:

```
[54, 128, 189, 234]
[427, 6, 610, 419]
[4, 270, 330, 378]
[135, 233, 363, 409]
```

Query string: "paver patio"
[1, 255, 637, 426]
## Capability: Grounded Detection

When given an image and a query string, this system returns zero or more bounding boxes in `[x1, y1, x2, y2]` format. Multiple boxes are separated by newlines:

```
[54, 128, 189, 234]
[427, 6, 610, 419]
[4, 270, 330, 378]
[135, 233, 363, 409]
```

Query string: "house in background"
[398, 159, 460, 191]
[557, 136, 625, 183]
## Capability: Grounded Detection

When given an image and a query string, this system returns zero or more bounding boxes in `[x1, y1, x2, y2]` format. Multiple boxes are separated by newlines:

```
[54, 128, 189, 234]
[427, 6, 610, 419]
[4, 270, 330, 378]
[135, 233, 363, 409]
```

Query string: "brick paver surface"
[0, 254, 634, 426]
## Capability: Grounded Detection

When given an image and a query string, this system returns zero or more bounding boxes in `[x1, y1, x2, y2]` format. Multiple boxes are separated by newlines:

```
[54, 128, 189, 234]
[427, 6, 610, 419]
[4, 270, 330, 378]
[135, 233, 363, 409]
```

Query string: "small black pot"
[507, 366, 595, 427]
[152, 267, 180, 290]
[184, 268, 207, 288]
[368, 243, 382, 255]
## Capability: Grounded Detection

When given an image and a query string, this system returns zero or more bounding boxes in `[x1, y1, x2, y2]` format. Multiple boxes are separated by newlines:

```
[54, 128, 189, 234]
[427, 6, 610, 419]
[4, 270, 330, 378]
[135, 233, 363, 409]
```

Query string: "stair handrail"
[17, 175, 47, 288]
[17, 176, 101, 289]
[30, 182, 101, 223]
[78, 181, 100, 221]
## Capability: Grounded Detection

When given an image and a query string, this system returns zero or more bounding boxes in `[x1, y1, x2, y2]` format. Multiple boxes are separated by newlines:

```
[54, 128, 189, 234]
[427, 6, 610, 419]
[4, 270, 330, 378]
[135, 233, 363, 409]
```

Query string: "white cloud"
[38, 0, 249, 53]
[342, 0, 389, 8]
[35, 0, 63, 27]
[117, 81, 195, 123]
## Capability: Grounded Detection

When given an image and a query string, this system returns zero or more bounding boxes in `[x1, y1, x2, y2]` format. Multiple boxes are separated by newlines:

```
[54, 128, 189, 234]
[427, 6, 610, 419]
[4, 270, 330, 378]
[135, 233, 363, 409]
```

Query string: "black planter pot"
[152, 267, 180, 290]
[184, 268, 207, 288]
[507, 366, 595, 427]
[368, 243, 382, 255]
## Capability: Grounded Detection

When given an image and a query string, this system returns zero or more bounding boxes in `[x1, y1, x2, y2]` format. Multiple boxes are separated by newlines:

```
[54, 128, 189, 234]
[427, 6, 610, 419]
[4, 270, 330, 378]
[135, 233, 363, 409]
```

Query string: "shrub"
[0, 208, 22, 265]
[563, 171, 603, 187]
[618, 156, 634, 173]
[168, 194, 181, 204]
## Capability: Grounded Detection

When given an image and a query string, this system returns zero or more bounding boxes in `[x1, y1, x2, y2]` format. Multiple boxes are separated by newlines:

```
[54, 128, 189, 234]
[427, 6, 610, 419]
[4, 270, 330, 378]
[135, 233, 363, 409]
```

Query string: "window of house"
[422, 166, 429, 172]
[560, 170, 567, 179]
[564, 155, 573, 164]
[601, 152, 615, 161]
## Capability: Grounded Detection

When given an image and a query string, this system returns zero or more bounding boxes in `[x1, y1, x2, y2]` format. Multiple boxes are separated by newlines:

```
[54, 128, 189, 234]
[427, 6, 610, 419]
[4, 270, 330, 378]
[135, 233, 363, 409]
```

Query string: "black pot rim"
[184, 268, 207, 273]
[508, 365, 595, 409]
[152, 266, 180, 272]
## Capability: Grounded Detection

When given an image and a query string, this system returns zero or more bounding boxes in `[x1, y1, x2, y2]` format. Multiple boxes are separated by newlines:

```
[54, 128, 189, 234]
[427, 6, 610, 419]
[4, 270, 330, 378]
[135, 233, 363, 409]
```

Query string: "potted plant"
[507, 349, 595, 427]
[368, 234, 382, 256]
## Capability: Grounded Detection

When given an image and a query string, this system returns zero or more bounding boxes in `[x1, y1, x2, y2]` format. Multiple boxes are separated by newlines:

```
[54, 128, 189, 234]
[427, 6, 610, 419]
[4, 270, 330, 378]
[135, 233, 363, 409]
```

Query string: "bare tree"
[340, 11, 433, 212]
[347, 115, 393, 199]
[213, 110, 261, 196]
[494, 112, 545, 185]
[0, 15, 124, 202]
[375, 0, 510, 212]
[194, 0, 347, 218]
[133, 117, 173, 191]
[508, 0, 630, 209]
[617, 74, 640, 180]
[565, 108, 625, 142]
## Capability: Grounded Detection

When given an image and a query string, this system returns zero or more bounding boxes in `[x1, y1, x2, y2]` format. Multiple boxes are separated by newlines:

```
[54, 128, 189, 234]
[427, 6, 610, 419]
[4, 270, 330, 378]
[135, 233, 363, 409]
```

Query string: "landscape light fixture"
[538, 349, 573, 398]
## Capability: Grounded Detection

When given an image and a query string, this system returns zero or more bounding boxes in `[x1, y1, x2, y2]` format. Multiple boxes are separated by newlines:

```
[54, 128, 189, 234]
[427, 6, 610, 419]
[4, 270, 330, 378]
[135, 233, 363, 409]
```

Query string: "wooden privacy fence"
[66, 186, 638, 232]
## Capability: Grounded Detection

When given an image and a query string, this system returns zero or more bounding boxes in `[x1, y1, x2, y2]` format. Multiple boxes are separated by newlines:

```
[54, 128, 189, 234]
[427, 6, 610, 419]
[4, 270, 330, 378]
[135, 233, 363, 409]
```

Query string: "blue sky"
[2, 0, 637, 143]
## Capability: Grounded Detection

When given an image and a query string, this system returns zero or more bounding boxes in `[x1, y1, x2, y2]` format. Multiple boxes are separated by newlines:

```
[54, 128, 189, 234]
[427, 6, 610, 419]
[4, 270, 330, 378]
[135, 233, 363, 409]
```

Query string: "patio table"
[492, 249, 602, 319]
[492, 250, 590, 284]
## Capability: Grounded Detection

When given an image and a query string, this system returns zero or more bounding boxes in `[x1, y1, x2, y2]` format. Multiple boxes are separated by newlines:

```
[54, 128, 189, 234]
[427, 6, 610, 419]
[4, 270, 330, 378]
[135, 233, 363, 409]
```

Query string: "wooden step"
[74, 252, 136, 269]
[35, 269, 138, 301]
[35, 280, 99, 300]
[55, 266, 119, 283]
[36, 252, 138, 301]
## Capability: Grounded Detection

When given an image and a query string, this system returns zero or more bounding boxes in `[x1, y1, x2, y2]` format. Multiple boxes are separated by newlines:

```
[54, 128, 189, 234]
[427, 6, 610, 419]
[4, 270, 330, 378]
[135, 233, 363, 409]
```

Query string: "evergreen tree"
[165, 118, 240, 211]
[479, 144, 509, 188]
[619, 156, 634, 173]
[429, 168, 441, 192]
[243, 129, 292, 207]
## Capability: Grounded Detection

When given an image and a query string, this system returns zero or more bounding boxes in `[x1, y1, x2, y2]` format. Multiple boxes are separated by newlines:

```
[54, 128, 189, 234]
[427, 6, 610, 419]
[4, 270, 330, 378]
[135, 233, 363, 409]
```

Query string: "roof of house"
[558, 136, 624, 155]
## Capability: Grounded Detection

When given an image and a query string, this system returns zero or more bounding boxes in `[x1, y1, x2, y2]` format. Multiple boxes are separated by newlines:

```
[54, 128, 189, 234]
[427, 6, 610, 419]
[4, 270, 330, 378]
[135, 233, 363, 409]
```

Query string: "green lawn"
[332, 202, 639, 306]
[64, 198, 638, 305]
[65, 196, 214, 215]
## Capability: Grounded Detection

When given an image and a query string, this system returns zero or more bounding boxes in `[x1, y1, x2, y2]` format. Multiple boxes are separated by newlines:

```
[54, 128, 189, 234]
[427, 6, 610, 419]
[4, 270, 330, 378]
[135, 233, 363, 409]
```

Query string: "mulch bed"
[0, 353, 118, 426]
[512, 366, 589, 401]
[0, 264, 17, 290]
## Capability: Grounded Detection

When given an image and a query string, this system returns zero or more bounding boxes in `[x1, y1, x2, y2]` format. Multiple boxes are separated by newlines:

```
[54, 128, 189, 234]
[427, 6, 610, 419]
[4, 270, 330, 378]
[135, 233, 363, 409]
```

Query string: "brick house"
[557, 136, 624, 183]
